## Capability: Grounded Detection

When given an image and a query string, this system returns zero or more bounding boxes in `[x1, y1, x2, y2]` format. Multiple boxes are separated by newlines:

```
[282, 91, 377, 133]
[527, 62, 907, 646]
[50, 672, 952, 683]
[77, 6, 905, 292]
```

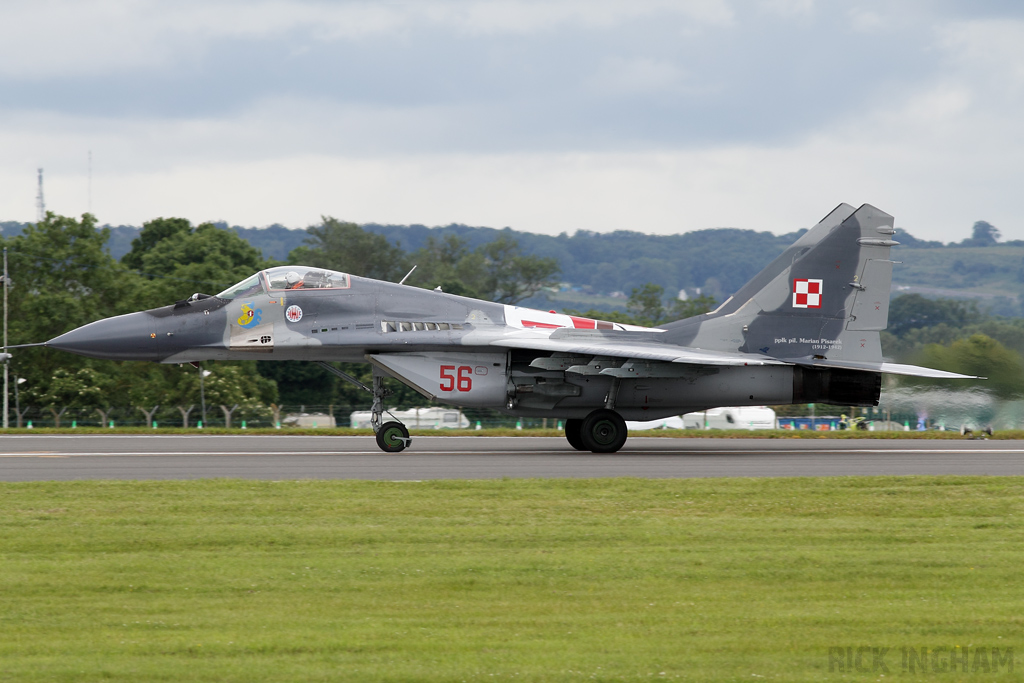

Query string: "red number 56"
[440, 365, 472, 392]
[457, 366, 472, 392]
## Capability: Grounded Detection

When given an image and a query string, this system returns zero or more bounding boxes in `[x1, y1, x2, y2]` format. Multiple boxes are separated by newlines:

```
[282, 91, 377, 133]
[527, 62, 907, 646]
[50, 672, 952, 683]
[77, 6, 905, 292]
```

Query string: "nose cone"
[47, 311, 166, 361]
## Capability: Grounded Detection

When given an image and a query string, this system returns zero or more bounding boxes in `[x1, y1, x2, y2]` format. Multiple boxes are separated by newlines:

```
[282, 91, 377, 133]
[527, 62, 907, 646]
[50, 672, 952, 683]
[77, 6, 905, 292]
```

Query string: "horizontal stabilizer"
[807, 358, 981, 379]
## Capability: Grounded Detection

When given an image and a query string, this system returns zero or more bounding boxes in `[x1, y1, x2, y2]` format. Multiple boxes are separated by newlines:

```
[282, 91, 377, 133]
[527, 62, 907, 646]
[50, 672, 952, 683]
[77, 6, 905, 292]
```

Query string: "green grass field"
[2, 477, 1023, 681]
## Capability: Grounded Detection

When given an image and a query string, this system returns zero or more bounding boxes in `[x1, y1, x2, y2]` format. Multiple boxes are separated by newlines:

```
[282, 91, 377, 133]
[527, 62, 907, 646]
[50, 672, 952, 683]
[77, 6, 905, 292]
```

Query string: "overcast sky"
[2, 0, 1023, 241]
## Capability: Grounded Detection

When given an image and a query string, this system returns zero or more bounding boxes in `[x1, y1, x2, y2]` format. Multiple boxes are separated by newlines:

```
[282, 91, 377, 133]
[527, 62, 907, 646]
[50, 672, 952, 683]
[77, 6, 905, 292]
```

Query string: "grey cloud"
[0, 3, 946, 154]
[5, 0, 1024, 245]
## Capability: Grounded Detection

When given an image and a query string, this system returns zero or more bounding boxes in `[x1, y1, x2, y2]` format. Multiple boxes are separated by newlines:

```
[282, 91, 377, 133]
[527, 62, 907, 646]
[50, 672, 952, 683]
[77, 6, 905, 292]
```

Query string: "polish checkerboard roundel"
[286, 305, 303, 322]
[792, 278, 823, 308]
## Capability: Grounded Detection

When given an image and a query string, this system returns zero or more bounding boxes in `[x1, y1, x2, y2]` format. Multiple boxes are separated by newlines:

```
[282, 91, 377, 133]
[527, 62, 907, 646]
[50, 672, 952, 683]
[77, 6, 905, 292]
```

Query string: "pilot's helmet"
[285, 271, 302, 286]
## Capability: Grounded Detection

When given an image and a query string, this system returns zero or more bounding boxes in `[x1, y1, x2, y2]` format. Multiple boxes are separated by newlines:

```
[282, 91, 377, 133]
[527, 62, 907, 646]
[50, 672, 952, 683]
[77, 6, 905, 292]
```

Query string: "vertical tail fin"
[663, 203, 898, 363]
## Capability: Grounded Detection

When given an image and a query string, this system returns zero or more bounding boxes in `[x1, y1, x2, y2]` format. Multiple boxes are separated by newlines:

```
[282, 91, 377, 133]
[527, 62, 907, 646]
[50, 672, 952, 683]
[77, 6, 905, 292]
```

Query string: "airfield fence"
[4, 405, 565, 430]
[2, 403, 951, 431]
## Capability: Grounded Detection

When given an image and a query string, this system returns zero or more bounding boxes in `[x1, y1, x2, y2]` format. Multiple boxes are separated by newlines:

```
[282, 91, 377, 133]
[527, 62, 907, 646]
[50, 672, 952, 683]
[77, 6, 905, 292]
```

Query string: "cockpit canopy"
[217, 266, 352, 300]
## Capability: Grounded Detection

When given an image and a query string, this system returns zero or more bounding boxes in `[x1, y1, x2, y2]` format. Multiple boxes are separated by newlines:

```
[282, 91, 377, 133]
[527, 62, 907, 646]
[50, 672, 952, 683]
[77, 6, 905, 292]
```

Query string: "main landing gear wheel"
[564, 418, 586, 451]
[376, 421, 410, 453]
[580, 409, 628, 453]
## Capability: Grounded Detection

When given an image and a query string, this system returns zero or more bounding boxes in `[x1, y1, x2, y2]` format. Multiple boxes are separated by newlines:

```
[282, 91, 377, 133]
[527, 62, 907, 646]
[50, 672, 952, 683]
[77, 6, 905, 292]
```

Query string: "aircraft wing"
[485, 330, 979, 378]
[488, 330, 787, 366]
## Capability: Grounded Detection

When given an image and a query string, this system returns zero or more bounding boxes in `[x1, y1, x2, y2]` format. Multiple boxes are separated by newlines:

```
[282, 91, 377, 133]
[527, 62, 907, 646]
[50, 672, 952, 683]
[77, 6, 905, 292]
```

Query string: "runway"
[1, 434, 1023, 481]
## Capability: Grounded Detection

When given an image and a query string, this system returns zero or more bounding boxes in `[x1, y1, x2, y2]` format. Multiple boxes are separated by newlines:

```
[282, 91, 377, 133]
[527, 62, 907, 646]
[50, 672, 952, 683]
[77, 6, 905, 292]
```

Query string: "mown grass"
[0, 426, 1019, 438]
[1, 477, 1023, 681]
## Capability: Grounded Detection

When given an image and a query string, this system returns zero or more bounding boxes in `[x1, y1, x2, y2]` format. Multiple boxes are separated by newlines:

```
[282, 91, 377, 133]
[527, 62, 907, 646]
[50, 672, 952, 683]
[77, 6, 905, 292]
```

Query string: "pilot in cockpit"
[285, 271, 304, 289]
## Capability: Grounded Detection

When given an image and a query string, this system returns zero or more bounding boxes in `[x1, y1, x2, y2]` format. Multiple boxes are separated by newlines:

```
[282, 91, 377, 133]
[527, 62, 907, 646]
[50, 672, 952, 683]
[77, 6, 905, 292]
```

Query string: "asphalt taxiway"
[1, 434, 1023, 481]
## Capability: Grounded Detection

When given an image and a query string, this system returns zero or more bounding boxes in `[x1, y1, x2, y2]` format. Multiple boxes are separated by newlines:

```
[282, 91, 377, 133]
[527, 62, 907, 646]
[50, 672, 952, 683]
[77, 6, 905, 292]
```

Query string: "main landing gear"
[316, 361, 411, 453]
[564, 409, 628, 453]
[564, 418, 586, 450]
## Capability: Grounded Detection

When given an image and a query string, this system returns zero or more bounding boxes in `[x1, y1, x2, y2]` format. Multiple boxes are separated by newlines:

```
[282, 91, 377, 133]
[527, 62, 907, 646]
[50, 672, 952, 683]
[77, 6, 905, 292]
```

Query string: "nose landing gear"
[315, 361, 410, 453]
[376, 421, 411, 452]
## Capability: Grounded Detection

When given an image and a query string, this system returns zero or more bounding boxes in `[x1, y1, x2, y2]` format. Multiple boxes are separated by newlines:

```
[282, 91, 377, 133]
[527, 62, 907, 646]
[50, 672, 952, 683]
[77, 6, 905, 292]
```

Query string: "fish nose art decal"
[230, 301, 274, 352]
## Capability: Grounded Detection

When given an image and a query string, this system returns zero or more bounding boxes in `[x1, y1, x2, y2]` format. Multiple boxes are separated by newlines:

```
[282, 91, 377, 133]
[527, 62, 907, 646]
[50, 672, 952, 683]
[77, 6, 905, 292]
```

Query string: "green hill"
[890, 245, 1024, 316]
[4, 218, 1021, 315]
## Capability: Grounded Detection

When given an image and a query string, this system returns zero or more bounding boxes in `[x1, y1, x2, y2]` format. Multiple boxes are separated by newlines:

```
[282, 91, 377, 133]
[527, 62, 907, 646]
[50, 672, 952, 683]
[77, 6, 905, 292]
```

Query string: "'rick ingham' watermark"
[828, 646, 1012, 674]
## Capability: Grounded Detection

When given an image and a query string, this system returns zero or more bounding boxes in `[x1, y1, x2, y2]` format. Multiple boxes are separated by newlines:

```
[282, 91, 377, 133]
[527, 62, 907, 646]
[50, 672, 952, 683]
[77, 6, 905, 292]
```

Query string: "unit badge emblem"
[237, 303, 262, 328]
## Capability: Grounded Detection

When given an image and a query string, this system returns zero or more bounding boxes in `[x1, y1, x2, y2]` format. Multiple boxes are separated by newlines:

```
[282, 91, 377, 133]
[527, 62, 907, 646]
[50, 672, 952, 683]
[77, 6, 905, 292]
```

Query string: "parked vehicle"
[683, 406, 777, 430]
[350, 407, 470, 429]
[282, 412, 336, 428]
[625, 416, 685, 430]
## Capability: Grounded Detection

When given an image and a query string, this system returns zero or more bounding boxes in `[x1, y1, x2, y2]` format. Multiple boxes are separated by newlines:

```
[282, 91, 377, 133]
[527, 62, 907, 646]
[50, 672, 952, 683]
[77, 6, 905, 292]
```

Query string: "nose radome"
[46, 311, 165, 361]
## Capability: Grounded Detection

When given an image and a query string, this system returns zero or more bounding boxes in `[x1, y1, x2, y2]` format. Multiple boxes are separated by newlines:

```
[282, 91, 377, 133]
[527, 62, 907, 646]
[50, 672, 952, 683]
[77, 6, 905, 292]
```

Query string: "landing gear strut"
[368, 368, 410, 453]
[315, 361, 411, 453]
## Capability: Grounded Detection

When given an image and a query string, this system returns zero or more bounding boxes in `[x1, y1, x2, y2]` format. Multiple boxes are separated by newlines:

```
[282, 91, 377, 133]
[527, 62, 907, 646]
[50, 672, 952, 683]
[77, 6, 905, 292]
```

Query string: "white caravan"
[282, 412, 337, 428]
[350, 407, 470, 429]
[626, 416, 685, 430]
[683, 406, 777, 430]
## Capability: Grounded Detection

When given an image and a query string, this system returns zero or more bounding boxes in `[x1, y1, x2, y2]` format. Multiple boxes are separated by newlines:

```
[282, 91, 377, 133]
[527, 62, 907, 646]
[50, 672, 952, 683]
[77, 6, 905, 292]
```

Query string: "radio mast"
[36, 168, 45, 222]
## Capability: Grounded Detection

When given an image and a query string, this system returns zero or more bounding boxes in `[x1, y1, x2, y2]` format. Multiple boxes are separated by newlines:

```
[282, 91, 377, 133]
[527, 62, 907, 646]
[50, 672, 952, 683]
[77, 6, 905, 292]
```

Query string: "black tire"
[580, 409, 628, 453]
[564, 418, 586, 451]
[376, 421, 410, 453]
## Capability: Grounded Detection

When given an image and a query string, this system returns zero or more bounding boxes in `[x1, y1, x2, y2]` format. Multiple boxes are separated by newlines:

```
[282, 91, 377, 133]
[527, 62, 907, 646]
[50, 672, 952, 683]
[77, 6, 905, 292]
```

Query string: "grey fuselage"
[52, 277, 507, 364]
[43, 204, 975, 424]
[47, 276, 824, 420]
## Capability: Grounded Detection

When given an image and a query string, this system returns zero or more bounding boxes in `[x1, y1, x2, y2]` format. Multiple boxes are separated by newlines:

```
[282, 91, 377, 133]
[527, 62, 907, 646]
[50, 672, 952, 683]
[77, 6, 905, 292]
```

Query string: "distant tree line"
[4, 216, 1017, 312]
[882, 294, 1024, 399]
[0, 212, 571, 426]
[1, 212, 1020, 428]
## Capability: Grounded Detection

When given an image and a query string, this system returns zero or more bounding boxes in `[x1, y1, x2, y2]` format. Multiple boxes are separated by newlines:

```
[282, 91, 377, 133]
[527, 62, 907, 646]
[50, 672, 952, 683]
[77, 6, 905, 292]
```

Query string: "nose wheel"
[376, 421, 411, 453]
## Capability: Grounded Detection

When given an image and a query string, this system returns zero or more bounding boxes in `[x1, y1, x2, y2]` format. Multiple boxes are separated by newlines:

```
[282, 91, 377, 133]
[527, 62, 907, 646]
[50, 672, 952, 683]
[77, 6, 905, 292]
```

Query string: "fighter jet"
[30, 204, 975, 452]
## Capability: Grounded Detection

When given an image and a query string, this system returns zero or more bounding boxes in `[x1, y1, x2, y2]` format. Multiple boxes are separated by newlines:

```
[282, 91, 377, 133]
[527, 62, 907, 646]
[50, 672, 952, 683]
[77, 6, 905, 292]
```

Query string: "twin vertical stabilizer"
[662, 203, 973, 378]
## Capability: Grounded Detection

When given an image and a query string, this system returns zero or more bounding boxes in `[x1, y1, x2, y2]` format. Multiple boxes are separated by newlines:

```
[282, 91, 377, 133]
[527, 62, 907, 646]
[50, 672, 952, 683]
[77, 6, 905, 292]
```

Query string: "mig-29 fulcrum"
[15, 204, 977, 452]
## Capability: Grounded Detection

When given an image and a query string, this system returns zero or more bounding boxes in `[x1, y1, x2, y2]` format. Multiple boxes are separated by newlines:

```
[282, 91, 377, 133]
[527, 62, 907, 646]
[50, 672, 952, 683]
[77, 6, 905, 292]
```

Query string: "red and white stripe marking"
[503, 306, 652, 332]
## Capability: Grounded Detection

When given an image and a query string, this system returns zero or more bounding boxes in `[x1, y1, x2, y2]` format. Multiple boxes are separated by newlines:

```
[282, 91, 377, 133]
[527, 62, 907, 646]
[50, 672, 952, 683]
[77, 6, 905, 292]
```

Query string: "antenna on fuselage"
[398, 265, 417, 285]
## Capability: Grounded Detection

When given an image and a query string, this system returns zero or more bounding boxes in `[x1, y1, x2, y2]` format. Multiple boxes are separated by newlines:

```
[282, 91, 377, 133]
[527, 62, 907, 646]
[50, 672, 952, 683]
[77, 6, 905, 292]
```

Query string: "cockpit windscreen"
[264, 266, 351, 291]
[217, 266, 351, 299]
[216, 274, 265, 300]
